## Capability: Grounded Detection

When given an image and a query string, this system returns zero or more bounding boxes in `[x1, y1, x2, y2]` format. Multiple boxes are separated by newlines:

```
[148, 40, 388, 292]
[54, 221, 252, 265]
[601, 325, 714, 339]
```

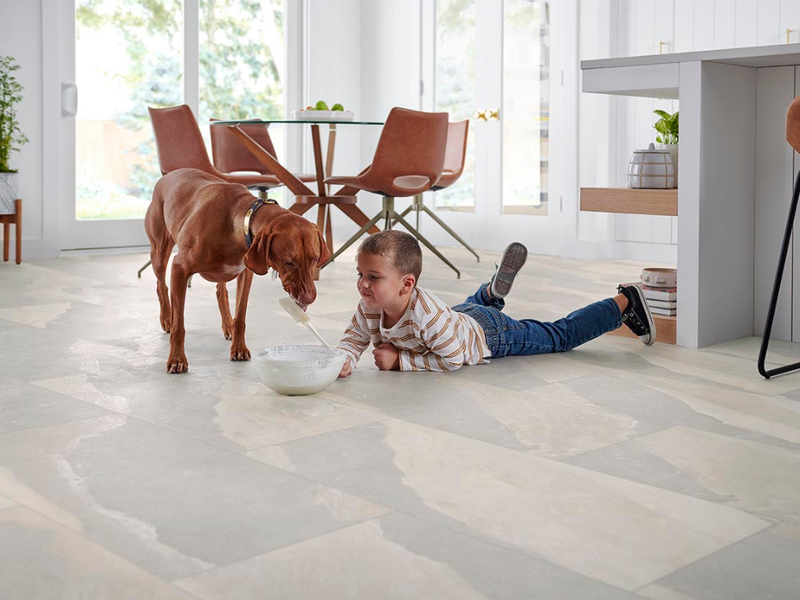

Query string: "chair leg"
[421, 203, 481, 262]
[393, 211, 460, 279]
[384, 197, 394, 230]
[391, 205, 413, 228]
[138, 260, 152, 278]
[759, 170, 800, 378]
[138, 259, 192, 287]
[323, 209, 385, 267]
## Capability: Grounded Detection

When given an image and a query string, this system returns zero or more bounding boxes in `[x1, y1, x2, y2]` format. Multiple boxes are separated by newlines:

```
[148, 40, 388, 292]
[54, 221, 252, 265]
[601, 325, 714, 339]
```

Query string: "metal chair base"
[324, 196, 461, 278]
[759, 170, 800, 378]
[394, 195, 480, 263]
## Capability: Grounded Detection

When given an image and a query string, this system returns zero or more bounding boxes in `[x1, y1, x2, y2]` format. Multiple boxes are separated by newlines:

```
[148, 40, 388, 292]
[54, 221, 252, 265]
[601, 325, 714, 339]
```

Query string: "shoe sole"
[630, 284, 657, 346]
[493, 242, 528, 298]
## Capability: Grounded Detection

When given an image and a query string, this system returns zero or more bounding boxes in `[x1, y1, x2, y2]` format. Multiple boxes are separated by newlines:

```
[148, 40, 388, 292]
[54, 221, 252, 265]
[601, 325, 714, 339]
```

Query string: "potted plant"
[653, 109, 678, 188]
[0, 56, 28, 215]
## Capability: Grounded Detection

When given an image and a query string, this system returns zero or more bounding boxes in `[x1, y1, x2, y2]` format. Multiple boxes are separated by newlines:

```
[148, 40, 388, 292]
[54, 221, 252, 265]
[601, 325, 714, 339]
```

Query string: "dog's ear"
[244, 232, 273, 275]
[316, 228, 332, 266]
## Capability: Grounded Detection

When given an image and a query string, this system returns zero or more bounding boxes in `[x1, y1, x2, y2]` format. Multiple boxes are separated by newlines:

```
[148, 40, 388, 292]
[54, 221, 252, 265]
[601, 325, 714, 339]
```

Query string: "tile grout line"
[0, 501, 208, 600]
[631, 522, 782, 595]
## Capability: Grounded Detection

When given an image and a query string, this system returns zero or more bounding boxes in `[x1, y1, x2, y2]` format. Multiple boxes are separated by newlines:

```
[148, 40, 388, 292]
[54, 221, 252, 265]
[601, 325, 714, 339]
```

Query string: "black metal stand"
[758, 170, 800, 378]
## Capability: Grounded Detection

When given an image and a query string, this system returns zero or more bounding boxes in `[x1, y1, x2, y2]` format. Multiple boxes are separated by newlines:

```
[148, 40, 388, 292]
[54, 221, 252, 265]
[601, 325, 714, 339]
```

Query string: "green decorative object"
[314, 100, 329, 111]
[331, 103, 344, 111]
[653, 109, 679, 145]
[0, 56, 28, 214]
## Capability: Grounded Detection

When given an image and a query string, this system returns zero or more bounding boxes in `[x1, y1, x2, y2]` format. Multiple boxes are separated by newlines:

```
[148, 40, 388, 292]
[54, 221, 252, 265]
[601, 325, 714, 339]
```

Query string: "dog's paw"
[166, 354, 189, 373]
[160, 315, 171, 333]
[230, 345, 251, 361]
[221, 322, 233, 341]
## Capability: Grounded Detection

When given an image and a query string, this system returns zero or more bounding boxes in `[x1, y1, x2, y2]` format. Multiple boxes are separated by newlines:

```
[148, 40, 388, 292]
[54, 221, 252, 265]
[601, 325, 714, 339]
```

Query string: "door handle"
[472, 108, 499, 121]
[61, 83, 78, 117]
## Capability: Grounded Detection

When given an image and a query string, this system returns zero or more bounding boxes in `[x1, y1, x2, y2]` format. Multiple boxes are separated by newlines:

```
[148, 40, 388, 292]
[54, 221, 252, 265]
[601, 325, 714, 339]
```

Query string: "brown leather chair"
[324, 107, 457, 274]
[208, 118, 317, 197]
[393, 120, 479, 264]
[148, 105, 283, 194]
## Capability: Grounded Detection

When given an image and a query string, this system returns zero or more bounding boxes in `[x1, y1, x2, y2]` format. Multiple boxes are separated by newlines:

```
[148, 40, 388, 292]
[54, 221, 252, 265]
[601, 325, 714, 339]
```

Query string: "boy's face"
[356, 252, 415, 311]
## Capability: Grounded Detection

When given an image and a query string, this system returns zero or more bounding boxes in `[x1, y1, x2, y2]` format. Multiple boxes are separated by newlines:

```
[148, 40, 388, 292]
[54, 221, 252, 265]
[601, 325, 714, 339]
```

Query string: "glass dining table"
[211, 119, 385, 266]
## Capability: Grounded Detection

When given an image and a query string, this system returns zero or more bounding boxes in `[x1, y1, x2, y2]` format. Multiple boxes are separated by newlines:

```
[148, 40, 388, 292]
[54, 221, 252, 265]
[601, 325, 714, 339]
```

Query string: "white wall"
[0, 0, 49, 257]
[351, 0, 422, 241]
[577, 0, 798, 263]
[304, 0, 366, 241]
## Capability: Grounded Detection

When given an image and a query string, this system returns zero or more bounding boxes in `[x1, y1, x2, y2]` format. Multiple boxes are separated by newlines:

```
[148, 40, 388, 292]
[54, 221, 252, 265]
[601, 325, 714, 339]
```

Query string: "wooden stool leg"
[15, 199, 21, 264]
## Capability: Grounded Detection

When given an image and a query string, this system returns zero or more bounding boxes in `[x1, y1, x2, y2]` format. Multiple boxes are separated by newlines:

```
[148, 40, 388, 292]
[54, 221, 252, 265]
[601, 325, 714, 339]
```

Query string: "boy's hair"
[358, 230, 423, 281]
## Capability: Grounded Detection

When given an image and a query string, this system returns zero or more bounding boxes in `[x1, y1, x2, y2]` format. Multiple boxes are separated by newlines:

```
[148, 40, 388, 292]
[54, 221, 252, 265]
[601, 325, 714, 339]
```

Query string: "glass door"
[422, 0, 559, 255]
[61, 0, 289, 250]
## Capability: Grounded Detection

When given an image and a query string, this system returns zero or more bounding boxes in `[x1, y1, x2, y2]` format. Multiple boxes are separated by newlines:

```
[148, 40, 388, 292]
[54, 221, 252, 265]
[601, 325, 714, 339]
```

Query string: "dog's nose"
[298, 290, 316, 306]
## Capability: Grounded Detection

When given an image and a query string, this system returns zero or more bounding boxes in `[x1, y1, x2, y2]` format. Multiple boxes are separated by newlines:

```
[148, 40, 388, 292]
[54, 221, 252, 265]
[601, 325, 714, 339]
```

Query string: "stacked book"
[619, 283, 677, 316]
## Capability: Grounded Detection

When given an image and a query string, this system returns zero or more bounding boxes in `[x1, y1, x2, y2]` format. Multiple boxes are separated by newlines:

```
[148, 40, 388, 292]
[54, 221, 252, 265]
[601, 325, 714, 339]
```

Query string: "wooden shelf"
[580, 187, 678, 216]
[608, 313, 676, 345]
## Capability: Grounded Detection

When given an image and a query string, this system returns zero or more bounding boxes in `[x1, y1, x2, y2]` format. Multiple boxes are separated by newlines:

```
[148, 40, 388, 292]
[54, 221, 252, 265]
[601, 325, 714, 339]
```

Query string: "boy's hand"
[373, 343, 400, 371]
[338, 361, 353, 378]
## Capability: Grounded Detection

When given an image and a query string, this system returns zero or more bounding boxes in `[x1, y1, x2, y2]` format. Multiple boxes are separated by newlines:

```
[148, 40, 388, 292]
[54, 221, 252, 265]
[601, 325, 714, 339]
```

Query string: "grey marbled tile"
[0, 506, 195, 600]
[600, 336, 800, 397]
[175, 512, 640, 600]
[248, 419, 768, 590]
[638, 523, 800, 600]
[566, 426, 800, 525]
[0, 323, 161, 382]
[324, 374, 642, 459]
[32, 370, 387, 452]
[0, 376, 110, 434]
[563, 372, 800, 453]
[0, 414, 389, 581]
[0, 493, 16, 510]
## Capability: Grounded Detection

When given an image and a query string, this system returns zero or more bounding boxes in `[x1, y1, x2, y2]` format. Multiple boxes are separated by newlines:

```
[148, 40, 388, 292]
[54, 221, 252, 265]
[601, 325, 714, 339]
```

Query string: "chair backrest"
[433, 119, 469, 190]
[209, 119, 277, 174]
[363, 107, 449, 196]
[787, 96, 800, 154]
[148, 104, 216, 175]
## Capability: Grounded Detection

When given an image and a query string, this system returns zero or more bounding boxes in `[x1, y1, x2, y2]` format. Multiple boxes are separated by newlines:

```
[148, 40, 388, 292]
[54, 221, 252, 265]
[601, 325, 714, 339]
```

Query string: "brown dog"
[145, 168, 331, 373]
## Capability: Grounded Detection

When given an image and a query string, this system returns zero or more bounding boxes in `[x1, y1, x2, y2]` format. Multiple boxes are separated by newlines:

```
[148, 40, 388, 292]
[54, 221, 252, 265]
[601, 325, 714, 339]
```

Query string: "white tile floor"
[1, 246, 799, 599]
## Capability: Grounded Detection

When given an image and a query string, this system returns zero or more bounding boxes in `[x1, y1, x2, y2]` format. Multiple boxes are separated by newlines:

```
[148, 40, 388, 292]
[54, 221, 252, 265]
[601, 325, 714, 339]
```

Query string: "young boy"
[337, 230, 655, 377]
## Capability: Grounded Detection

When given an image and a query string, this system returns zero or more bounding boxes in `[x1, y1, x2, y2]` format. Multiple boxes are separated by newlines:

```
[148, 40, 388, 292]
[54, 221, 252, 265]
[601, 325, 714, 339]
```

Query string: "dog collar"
[244, 198, 278, 248]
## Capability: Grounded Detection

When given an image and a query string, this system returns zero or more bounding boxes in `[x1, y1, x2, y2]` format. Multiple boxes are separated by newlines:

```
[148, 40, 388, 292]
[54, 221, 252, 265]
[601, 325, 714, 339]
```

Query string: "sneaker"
[619, 284, 656, 346]
[490, 242, 528, 299]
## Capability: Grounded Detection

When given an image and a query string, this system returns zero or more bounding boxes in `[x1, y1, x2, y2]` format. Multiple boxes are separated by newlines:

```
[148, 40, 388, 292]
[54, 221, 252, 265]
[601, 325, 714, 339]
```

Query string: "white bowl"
[290, 110, 354, 121]
[253, 345, 346, 396]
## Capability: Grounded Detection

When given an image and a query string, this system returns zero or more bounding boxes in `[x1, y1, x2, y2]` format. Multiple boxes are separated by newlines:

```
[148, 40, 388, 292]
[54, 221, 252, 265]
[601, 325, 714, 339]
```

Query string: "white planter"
[0, 172, 18, 214]
[627, 143, 675, 189]
[656, 143, 678, 188]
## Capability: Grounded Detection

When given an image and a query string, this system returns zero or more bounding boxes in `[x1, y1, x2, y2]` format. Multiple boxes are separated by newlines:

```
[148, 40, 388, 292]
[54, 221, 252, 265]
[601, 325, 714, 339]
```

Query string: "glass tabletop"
[212, 119, 384, 125]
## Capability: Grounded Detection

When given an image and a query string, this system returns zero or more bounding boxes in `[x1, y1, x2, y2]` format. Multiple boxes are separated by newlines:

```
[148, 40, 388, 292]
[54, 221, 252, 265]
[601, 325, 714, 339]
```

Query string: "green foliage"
[653, 109, 679, 145]
[76, 0, 285, 204]
[0, 56, 29, 173]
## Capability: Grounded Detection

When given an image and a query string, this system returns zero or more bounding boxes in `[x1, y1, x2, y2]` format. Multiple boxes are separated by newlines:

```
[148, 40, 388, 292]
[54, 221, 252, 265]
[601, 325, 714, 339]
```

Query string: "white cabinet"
[582, 45, 800, 348]
[754, 67, 795, 341]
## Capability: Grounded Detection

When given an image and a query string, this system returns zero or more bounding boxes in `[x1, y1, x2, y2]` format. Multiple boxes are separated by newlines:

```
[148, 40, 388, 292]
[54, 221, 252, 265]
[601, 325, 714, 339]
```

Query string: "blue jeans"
[452, 284, 622, 357]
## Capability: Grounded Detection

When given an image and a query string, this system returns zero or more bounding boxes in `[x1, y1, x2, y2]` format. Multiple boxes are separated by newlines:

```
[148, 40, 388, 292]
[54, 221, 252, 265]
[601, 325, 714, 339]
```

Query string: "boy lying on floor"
[337, 230, 654, 377]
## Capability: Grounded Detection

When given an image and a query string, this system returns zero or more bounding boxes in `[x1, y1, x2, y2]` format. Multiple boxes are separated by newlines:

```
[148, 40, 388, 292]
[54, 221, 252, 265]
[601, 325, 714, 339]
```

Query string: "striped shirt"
[338, 287, 491, 372]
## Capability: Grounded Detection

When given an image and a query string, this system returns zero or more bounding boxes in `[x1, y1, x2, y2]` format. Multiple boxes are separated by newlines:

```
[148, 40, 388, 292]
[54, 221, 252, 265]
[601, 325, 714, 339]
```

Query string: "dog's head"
[243, 213, 331, 309]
